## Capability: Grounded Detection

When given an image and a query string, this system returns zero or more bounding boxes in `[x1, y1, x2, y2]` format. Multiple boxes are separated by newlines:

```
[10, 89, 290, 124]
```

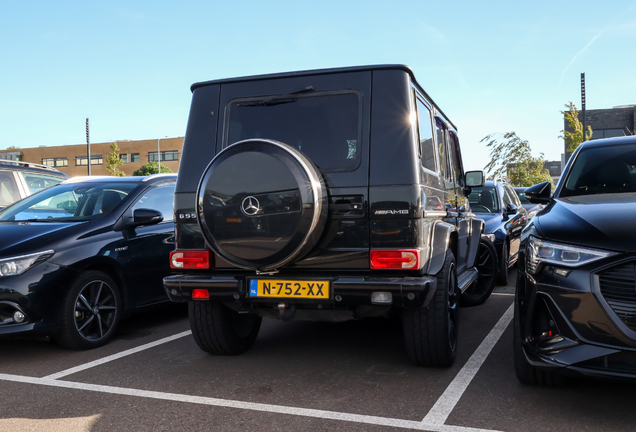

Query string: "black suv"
[0, 160, 69, 209]
[468, 180, 528, 286]
[164, 65, 486, 367]
[515, 136, 636, 384]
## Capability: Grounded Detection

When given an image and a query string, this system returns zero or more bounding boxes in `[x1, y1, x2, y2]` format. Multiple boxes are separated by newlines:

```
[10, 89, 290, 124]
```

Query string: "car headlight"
[0, 250, 55, 278]
[526, 237, 615, 274]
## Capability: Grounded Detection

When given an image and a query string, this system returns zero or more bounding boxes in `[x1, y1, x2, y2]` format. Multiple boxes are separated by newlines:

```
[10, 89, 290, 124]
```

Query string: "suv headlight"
[526, 237, 615, 274]
[0, 250, 55, 278]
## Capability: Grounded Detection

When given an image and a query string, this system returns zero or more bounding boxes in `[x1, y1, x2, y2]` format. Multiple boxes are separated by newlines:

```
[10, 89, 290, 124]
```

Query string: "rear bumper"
[164, 274, 436, 309]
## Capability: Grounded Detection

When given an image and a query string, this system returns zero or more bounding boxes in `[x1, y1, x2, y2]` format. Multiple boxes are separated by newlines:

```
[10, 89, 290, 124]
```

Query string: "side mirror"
[524, 182, 552, 204]
[130, 208, 163, 227]
[465, 171, 485, 188]
[505, 203, 518, 215]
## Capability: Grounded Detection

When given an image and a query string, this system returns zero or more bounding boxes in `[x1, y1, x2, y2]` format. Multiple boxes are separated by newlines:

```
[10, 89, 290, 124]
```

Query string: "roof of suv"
[0, 160, 69, 179]
[190, 64, 457, 131]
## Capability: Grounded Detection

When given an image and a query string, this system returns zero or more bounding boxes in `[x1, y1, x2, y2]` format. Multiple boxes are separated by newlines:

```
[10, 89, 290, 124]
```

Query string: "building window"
[42, 158, 68, 167]
[132, 153, 140, 163]
[76, 155, 103, 166]
[591, 129, 625, 140]
[149, 151, 179, 162]
[120, 154, 128, 163]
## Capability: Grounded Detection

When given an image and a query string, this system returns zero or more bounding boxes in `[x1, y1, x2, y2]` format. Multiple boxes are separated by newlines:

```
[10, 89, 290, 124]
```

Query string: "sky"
[1, 1, 636, 172]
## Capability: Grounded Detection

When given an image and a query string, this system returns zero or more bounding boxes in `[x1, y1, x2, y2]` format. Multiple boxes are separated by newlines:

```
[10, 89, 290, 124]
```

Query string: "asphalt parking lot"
[1, 268, 635, 432]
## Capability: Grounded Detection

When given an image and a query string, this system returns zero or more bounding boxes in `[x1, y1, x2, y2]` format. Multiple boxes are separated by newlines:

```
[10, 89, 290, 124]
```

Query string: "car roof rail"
[0, 159, 62, 171]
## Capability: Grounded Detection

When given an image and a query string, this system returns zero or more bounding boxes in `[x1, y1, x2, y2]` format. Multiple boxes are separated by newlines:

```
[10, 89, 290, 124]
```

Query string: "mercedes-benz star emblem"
[241, 196, 260, 216]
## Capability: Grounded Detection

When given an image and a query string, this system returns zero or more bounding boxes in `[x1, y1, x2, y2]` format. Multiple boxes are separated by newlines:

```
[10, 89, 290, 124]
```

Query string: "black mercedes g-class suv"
[164, 65, 486, 367]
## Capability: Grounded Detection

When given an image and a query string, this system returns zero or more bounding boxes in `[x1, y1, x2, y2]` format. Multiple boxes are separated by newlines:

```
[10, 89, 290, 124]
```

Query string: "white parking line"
[421, 303, 514, 428]
[0, 373, 504, 432]
[2, 303, 514, 432]
[43, 330, 192, 380]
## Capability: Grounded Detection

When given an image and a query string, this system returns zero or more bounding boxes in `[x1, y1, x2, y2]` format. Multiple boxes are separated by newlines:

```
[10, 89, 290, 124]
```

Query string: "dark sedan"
[468, 180, 528, 286]
[0, 174, 176, 349]
[515, 136, 636, 385]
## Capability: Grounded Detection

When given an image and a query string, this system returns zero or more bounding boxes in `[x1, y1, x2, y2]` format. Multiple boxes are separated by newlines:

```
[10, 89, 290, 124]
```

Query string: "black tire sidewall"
[189, 301, 262, 355]
[55, 271, 121, 350]
[461, 239, 498, 307]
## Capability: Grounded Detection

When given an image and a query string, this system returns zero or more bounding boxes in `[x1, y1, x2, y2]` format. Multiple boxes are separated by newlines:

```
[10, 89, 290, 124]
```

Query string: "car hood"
[0, 221, 86, 258]
[534, 193, 636, 253]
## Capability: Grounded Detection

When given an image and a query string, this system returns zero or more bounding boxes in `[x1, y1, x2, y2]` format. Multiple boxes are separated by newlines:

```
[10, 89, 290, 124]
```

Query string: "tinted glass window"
[416, 98, 435, 171]
[561, 143, 636, 197]
[468, 186, 499, 212]
[131, 182, 176, 222]
[434, 118, 449, 180]
[516, 190, 531, 204]
[226, 92, 361, 172]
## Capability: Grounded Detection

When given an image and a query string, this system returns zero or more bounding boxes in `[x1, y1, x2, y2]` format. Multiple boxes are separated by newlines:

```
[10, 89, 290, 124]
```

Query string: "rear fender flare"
[425, 221, 456, 275]
[465, 218, 485, 268]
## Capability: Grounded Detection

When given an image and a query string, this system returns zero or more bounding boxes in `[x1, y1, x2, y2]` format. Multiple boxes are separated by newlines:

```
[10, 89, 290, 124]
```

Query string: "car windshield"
[0, 182, 138, 222]
[560, 142, 636, 197]
[468, 186, 499, 213]
[225, 91, 361, 172]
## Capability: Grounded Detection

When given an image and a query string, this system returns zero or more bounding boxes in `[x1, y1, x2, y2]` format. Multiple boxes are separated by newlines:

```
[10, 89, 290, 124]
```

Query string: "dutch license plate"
[248, 279, 329, 299]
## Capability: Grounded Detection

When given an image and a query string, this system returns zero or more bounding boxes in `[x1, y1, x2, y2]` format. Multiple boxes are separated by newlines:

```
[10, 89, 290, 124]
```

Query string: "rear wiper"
[238, 86, 315, 107]
[238, 97, 298, 107]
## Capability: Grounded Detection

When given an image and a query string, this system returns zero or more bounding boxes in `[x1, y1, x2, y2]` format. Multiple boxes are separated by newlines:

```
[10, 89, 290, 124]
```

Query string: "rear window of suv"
[224, 91, 361, 172]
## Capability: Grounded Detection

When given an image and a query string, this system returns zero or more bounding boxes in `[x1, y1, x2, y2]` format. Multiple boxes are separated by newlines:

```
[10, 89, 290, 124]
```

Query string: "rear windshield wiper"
[237, 86, 315, 107]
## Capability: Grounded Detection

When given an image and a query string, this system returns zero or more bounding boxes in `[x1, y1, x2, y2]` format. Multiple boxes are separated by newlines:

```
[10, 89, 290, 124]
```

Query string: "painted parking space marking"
[421, 303, 513, 428]
[0, 373, 504, 432]
[43, 330, 192, 380]
[2, 302, 514, 432]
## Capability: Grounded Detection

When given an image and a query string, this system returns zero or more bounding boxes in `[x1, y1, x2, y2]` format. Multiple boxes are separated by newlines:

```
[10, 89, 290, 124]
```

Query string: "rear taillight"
[170, 250, 211, 269]
[370, 249, 419, 270]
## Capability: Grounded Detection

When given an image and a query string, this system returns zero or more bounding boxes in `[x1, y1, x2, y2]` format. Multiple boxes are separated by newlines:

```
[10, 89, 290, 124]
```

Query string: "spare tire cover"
[197, 139, 327, 271]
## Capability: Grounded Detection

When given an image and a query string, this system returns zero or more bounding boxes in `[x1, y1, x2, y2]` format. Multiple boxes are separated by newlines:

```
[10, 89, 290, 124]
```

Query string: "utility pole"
[581, 73, 587, 142]
[86, 118, 91, 176]
[157, 137, 161, 174]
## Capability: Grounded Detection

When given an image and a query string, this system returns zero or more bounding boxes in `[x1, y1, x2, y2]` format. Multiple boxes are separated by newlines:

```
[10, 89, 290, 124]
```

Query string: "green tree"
[561, 101, 592, 154]
[132, 161, 172, 176]
[482, 132, 553, 187]
[105, 142, 126, 176]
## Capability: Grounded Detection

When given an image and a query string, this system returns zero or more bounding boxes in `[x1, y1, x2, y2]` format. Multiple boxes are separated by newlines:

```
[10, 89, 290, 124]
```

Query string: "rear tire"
[189, 301, 262, 355]
[403, 249, 458, 367]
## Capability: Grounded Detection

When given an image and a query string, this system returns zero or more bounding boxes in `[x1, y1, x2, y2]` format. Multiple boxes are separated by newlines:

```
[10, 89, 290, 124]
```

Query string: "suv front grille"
[598, 262, 636, 331]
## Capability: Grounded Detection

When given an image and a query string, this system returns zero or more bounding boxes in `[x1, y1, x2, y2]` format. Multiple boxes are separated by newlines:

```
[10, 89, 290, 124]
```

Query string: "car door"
[118, 181, 176, 307]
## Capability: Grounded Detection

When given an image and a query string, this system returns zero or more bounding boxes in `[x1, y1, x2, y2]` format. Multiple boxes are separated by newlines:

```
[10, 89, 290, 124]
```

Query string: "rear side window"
[0, 171, 20, 206]
[22, 173, 66, 194]
[225, 92, 361, 172]
[416, 98, 436, 172]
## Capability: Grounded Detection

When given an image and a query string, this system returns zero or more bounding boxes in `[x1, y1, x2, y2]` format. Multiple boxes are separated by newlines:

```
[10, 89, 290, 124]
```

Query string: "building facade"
[0, 137, 184, 177]
[564, 105, 635, 160]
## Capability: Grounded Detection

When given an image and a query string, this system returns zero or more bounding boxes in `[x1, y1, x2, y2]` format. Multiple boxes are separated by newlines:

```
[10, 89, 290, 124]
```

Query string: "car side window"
[434, 117, 450, 181]
[130, 182, 176, 222]
[0, 171, 20, 206]
[22, 173, 66, 194]
[506, 186, 521, 207]
[416, 98, 436, 172]
[501, 186, 513, 208]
